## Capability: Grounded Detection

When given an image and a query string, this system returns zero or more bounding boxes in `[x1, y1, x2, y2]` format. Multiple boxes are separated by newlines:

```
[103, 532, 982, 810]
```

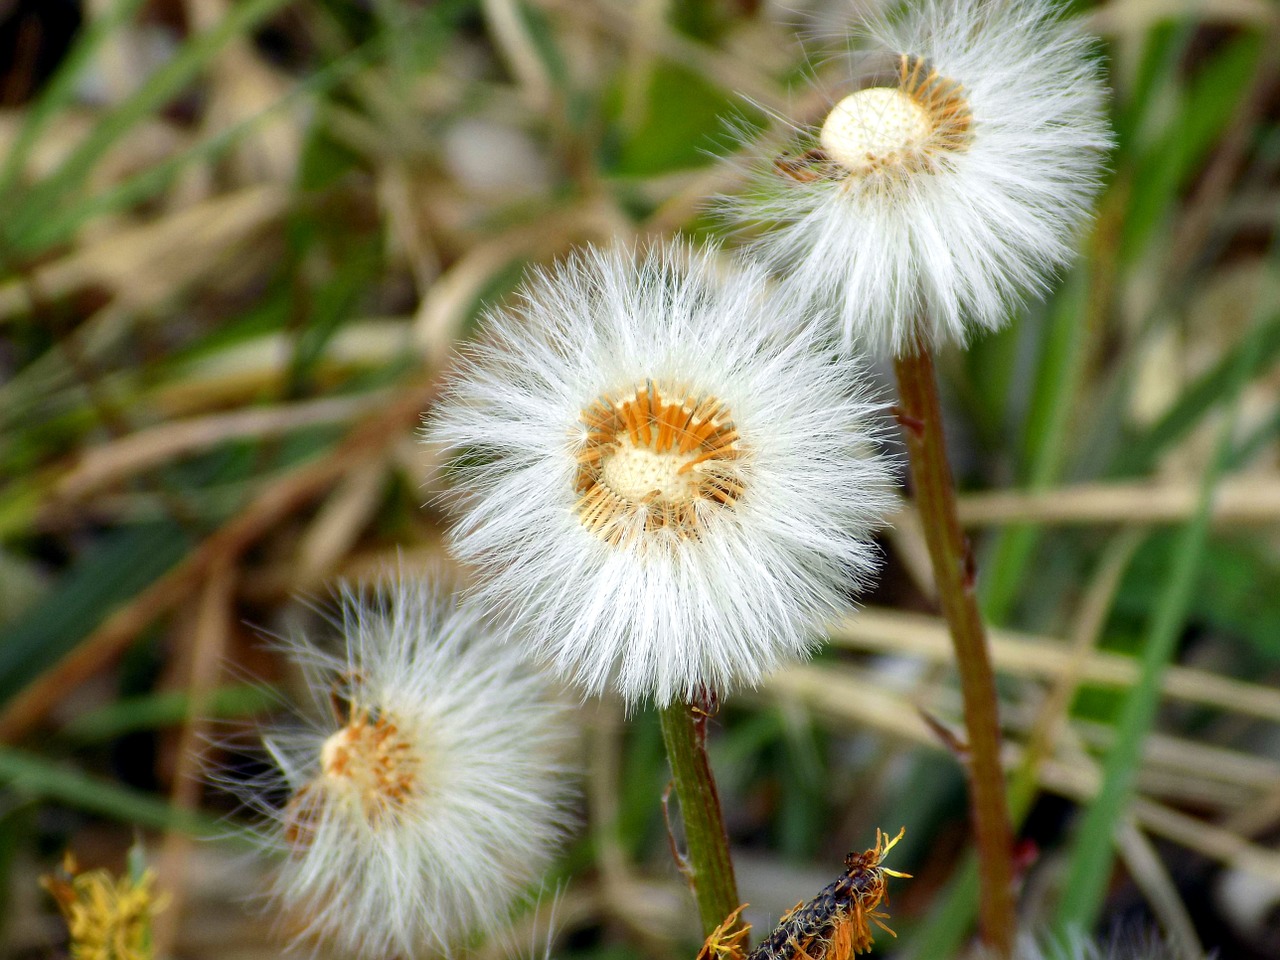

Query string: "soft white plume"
[726, 0, 1111, 355]
[244, 577, 575, 958]
[427, 242, 895, 708]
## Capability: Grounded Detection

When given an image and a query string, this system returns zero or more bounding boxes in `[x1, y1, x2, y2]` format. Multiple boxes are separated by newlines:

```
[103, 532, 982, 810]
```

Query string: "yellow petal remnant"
[41, 851, 168, 960]
[698, 904, 752, 960]
[576, 381, 744, 544]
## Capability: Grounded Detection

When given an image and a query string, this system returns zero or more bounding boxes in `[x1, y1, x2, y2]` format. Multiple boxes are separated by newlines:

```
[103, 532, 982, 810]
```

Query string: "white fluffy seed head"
[726, 0, 1111, 356]
[426, 242, 897, 708]
[245, 578, 576, 958]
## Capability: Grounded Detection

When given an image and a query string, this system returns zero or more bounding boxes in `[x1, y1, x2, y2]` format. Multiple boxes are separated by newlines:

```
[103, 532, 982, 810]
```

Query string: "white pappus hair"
[247, 577, 576, 958]
[427, 241, 896, 708]
[727, 0, 1111, 356]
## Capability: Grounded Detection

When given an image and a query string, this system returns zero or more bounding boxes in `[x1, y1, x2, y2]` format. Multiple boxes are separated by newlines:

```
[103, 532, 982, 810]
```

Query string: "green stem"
[657, 700, 742, 937]
[893, 338, 1017, 959]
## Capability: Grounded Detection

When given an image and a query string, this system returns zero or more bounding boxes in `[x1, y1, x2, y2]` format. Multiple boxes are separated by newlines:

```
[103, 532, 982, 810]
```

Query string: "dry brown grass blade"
[54, 391, 392, 501]
[1089, 0, 1278, 35]
[0, 379, 436, 743]
[294, 456, 390, 587]
[761, 664, 1280, 883]
[0, 186, 288, 319]
[152, 556, 236, 956]
[1020, 530, 1144, 787]
[765, 662, 1279, 805]
[1115, 818, 1204, 960]
[483, 0, 557, 110]
[412, 201, 628, 359]
[829, 608, 1280, 724]
[954, 475, 1280, 527]
[148, 321, 413, 415]
[180, 0, 300, 188]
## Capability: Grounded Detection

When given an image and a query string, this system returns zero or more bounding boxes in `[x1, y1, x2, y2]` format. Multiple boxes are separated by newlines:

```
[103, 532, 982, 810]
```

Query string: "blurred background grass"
[1, 0, 1279, 958]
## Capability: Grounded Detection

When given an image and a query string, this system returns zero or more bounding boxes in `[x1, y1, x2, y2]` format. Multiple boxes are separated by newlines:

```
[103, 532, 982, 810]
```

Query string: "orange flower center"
[575, 382, 743, 544]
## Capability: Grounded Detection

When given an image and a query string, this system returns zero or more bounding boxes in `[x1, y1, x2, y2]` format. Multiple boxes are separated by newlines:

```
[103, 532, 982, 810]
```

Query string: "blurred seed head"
[244, 577, 576, 959]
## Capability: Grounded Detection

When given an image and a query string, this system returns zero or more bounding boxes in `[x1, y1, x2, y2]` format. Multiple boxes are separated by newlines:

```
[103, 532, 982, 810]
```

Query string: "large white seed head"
[820, 87, 933, 174]
[428, 243, 896, 707]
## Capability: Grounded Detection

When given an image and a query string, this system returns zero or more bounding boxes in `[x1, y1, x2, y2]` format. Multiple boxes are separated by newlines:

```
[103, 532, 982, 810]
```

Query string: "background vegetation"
[1, 0, 1279, 957]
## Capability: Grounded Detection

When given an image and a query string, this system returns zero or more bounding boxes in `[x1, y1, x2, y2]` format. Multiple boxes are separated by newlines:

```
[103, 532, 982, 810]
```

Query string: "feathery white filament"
[427, 243, 896, 708]
[247, 578, 575, 958]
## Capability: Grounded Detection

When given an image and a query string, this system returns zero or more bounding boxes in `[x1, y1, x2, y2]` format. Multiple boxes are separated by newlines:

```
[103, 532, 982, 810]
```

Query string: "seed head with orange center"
[727, 0, 1110, 355]
[576, 383, 743, 544]
[243, 578, 575, 959]
[429, 243, 895, 707]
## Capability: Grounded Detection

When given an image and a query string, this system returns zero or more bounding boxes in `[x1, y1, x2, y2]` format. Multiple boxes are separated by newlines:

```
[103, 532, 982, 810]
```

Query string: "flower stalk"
[893, 336, 1016, 958]
[658, 700, 742, 938]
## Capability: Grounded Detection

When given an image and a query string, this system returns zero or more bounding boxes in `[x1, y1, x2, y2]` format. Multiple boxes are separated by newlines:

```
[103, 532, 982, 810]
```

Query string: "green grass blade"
[1053, 262, 1278, 938]
[980, 267, 1091, 623]
[25, 44, 374, 253]
[8, 0, 294, 253]
[0, 746, 222, 837]
[1112, 313, 1280, 476]
[0, 0, 149, 196]
[0, 521, 191, 704]
[60, 684, 278, 742]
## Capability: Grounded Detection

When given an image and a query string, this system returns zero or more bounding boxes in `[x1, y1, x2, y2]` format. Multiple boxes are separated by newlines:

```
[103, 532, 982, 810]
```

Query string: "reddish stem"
[894, 337, 1017, 958]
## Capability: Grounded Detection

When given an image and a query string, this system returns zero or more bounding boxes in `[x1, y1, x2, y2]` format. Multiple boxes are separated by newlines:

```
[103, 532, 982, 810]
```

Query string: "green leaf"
[60, 684, 279, 743]
[0, 746, 228, 838]
[606, 64, 751, 177]
[0, 521, 191, 705]
[1112, 534, 1280, 663]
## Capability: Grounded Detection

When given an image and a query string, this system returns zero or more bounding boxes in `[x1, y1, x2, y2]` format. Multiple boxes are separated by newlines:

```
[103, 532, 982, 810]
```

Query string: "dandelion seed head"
[727, 0, 1111, 355]
[245, 577, 576, 959]
[428, 242, 896, 707]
